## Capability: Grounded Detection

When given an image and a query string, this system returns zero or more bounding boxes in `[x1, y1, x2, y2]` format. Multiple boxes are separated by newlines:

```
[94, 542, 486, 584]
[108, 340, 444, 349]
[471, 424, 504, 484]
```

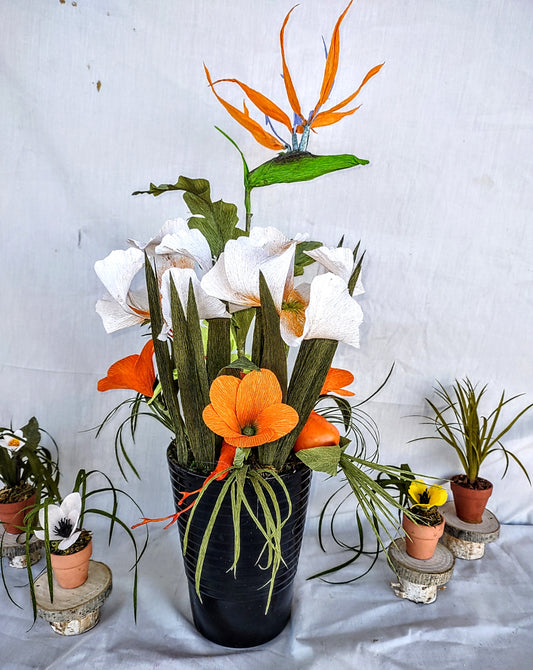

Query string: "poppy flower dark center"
[419, 489, 430, 505]
[54, 517, 73, 538]
[241, 425, 257, 437]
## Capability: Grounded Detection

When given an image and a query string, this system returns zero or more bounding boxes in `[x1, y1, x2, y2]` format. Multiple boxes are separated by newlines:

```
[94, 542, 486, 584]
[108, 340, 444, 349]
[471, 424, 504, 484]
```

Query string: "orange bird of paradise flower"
[205, 1, 383, 153]
[97, 339, 155, 398]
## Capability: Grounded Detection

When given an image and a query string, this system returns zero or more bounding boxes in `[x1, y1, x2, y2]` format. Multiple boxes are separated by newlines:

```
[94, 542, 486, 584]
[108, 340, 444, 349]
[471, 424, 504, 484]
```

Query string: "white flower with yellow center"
[0, 430, 25, 453]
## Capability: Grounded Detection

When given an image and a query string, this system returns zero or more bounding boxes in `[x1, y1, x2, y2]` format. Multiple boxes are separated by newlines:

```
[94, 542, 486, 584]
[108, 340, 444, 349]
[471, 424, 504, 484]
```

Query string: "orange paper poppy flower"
[321, 367, 355, 396]
[202, 368, 299, 447]
[206, 1, 383, 152]
[98, 339, 155, 398]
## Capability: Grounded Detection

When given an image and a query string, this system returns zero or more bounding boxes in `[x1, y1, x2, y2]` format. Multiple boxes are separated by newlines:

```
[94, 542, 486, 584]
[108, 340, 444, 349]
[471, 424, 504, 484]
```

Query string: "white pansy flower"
[35, 492, 82, 551]
[95, 248, 150, 333]
[159, 268, 230, 340]
[0, 430, 25, 453]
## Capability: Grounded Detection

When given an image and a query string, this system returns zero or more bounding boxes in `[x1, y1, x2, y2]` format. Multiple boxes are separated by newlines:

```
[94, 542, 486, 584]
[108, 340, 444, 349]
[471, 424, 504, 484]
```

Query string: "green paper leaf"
[246, 152, 369, 189]
[296, 445, 341, 476]
[294, 240, 322, 276]
[133, 175, 245, 258]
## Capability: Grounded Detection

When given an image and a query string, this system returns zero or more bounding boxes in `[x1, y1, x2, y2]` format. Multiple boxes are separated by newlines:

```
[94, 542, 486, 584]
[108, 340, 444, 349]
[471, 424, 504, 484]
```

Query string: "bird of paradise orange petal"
[205, 1, 383, 153]
[202, 368, 299, 448]
[97, 339, 155, 398]
[321, 367, 355, 397]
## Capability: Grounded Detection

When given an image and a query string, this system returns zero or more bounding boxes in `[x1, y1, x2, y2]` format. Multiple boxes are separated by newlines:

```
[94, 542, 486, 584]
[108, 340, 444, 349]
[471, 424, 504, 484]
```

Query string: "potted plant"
[402, 479, 447, 560]
[0, 418, 59, 535]
[25, 469, 146, 619]
[94, 2, 413, 648]
[416, 378, 532, 523]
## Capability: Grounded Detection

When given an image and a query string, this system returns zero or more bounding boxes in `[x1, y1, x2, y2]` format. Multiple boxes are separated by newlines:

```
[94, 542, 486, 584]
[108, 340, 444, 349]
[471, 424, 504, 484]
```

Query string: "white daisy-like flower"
[0, 430, 25, 453]
[35, 492, 82, 551]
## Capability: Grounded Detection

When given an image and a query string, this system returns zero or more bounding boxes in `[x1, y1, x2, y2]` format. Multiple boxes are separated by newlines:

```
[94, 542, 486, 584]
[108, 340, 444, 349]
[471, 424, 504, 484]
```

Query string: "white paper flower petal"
[155, 227, 213, 272]
[249, 226, 307, 254]
[60, 492, 82, 527]
[0, 429, 25, 452]
[94, 248, 145, 308]
[282, 273, 363, 348]
[128, 218, 190, 256]
[58, 530, 81, 551]
[96, 294, 145, 333]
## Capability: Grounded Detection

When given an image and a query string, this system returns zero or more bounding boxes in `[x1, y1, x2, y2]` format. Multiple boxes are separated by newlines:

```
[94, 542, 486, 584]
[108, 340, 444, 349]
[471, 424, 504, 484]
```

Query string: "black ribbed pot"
[167, 446, 312, 648]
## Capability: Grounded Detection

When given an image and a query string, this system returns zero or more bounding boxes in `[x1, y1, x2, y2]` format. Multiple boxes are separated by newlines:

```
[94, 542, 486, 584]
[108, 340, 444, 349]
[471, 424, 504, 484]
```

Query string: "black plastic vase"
[167, 446, 312, 648]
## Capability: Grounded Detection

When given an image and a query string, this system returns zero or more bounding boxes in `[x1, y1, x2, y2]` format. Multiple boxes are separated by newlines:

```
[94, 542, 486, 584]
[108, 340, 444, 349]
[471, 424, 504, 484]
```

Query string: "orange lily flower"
[97, 339, 155, 398]
[202, 368, 299, 447]
[206, 1, 383, 152]
[321, 367, 355, 397]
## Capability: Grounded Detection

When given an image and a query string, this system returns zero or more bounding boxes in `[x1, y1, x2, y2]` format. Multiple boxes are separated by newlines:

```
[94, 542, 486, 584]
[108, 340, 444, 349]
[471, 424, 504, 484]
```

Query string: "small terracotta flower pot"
[51, 540, 92, 589]
[402, 513, 445, 560]
[451, 477, 493, 524]
[0, 491, 37, 535]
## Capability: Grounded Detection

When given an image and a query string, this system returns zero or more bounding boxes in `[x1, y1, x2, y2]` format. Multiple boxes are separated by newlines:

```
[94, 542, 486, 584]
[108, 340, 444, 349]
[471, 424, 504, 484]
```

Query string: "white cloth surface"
[1, 520, 532, 669]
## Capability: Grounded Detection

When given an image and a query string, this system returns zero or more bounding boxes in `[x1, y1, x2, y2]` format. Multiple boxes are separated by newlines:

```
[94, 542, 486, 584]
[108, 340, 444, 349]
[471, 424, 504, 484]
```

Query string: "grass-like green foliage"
[0, 417, 60, 501]
[20, 469, 147, 623]
[414, 378, 532, 484]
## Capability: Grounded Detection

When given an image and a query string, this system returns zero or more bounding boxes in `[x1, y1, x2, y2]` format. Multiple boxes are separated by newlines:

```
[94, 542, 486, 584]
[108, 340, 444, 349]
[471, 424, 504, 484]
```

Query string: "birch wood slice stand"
[35, 560, 112, 635]
[441, 501, 500, 560]
[1, 528, 43, 568]
[388, 538, 455, 604]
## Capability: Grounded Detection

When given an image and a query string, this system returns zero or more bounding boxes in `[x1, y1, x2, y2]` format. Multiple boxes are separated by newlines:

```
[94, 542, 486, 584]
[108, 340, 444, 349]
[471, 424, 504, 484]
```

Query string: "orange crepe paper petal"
[205, 65, 285, 151]
[310, 105, 361, 128]
[213, 78, 293, 133]
[236, 369, 283, 429]
[317, 0, 353, 108]
[202, 404, 243, 441]
[255, 403, 299, 439]
[280, 6, 303, 119]
[97, 339, 155, 397]
[321, 367, 355, 396]
[207, 374, 242, 434]
[315, 62, 384, 120]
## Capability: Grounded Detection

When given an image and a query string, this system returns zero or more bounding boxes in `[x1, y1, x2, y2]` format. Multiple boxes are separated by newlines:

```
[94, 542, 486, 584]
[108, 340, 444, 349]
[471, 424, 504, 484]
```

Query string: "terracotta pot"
[402, 513, 445, 560]
[51, 539, 92, 589]
[0, 490, 37, 535]
[451, 478, 493, 524]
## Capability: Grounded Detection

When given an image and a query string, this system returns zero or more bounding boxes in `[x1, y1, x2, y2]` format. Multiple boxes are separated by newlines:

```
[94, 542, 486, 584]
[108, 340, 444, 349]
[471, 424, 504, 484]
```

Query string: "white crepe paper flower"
[128, 218, 191, 256]
[0, 430, 25, 453]
[201, 227, 299, 312]
[155, 227, 213, 274]
[159, 268, 230, 340]
[305, 245, 364, 295]
[95, 248, 150, 333]
[35, 492, 82, 551]
[281, 273, 363, 348]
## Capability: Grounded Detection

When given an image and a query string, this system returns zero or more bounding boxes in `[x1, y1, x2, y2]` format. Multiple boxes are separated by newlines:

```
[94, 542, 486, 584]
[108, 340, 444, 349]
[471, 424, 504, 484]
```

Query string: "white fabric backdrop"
[1, 1, 533, 663]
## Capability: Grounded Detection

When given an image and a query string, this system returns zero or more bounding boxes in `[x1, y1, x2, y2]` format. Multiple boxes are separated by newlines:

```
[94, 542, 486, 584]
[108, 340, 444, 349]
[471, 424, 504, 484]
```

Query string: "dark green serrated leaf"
[247, 152, 369, 189]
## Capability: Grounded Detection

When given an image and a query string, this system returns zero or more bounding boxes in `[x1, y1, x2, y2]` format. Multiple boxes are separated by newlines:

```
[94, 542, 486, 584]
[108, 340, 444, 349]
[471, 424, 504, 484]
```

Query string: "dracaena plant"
[94, 1, 414, 596]
[20, 469, 146, 622]
[0, 417, 60, 503]
[415, 378, 532, 484]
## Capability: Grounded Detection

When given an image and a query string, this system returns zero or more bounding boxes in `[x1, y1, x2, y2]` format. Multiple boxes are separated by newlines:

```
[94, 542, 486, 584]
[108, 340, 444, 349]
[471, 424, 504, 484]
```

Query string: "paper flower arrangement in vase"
[94, 2, 411, 648]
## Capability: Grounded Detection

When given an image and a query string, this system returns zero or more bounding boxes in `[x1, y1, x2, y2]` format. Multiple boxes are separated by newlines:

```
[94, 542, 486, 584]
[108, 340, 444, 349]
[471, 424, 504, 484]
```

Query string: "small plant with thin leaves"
[415, 378, 532, 485]
[20, 469, 147, 622]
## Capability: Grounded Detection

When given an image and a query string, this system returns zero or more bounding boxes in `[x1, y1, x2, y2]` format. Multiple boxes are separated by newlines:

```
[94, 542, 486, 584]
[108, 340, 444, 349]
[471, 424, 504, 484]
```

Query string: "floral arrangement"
[95, 1, 411, 603]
